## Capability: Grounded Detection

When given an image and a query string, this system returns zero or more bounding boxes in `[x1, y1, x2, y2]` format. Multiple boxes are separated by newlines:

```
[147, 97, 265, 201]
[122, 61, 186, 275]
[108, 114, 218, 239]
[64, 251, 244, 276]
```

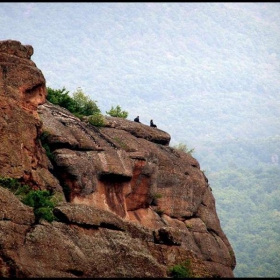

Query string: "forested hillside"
[1, 2, 280, 277]
[196, 138, 280, 277]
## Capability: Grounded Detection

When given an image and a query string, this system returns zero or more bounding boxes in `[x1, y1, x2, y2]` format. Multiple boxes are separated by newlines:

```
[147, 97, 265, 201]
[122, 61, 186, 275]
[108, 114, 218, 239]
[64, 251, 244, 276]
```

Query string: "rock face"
[0, 40, 236, 277]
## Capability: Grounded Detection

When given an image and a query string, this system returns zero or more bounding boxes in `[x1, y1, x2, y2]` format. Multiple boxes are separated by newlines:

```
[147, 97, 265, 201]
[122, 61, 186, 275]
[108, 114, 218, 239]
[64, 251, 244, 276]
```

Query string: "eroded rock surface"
[0, 40, 236, 278]
[0, 39, 63, 193]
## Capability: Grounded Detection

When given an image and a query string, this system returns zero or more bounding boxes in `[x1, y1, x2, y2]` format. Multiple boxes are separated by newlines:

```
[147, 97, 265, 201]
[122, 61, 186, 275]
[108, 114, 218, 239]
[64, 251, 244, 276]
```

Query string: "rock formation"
[0, 40, 236, 277]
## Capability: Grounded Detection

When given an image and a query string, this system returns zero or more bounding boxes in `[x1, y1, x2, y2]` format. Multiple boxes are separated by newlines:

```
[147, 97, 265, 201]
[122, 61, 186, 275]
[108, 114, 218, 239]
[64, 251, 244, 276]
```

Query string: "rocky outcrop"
[0, 40, 63, 193]
[0, 40, 236, 277]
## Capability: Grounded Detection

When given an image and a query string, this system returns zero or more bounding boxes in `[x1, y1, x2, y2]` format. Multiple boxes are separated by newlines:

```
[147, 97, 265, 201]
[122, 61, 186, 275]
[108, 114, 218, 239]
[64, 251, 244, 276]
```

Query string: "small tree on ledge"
[106, 105, 128, 119]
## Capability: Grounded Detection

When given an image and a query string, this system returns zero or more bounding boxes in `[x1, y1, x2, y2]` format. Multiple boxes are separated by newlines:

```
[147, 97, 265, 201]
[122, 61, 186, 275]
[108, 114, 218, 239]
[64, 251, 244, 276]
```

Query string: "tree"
[106, 105, 128, 119]
[46, 86, 75, 111]
[47, 86, 101, 119]
[88, 113, 105, 127]
[72, 87, 100, 116]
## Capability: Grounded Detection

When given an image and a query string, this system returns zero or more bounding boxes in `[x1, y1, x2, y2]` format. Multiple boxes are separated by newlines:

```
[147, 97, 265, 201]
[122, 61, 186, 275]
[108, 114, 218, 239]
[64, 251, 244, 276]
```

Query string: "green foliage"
[22, 190, 57, 222]
[47, 86, 101, 118]
[88, 113, 105, 127]
[0, 177, 31, 202]
[46, 87, 130, 129]
[204, 153, 280, 277]
[47, 86, 75, 111]
[197, 138, 280, 277]
[172, 143, 195, 155]
[0, 177, 24, 192]
[72, 87, 100, 116]
[33, 206, 56, 223]
[0, 176, 58, 223]
[14, 184, 31, 200]
[106, 105, 128, 119]
[169, 260, 193, 278]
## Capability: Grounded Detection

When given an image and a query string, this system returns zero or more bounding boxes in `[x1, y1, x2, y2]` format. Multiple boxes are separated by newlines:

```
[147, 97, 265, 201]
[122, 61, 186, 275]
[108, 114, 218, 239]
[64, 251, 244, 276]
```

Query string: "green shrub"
[47, 86, 75, 111]
[169, 260, 193, 278]
[14, 184, 31, 200]
[47, 86, 101, 117]
[0, 177, 22, 192]
[22, 190, 57, 222]
[34, 207, 56, 223]
[0, 177, 31, 199]
[88, 113, 105, 127]
[72, 87, 100, 116]
[106, 105, 128, 119]
[0, 177, 58, 223]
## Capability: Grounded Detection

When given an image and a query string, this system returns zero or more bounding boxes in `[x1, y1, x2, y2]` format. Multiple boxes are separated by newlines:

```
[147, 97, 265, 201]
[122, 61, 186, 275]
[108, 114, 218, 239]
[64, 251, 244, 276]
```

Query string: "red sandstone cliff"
[0, 40, 236, 278]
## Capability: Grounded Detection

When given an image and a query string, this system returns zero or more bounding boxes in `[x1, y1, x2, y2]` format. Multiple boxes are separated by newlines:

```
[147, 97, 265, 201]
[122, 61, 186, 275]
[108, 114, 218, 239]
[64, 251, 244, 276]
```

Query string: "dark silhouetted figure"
[134, 116, 140, 123]
[150, 119, 157, 128]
